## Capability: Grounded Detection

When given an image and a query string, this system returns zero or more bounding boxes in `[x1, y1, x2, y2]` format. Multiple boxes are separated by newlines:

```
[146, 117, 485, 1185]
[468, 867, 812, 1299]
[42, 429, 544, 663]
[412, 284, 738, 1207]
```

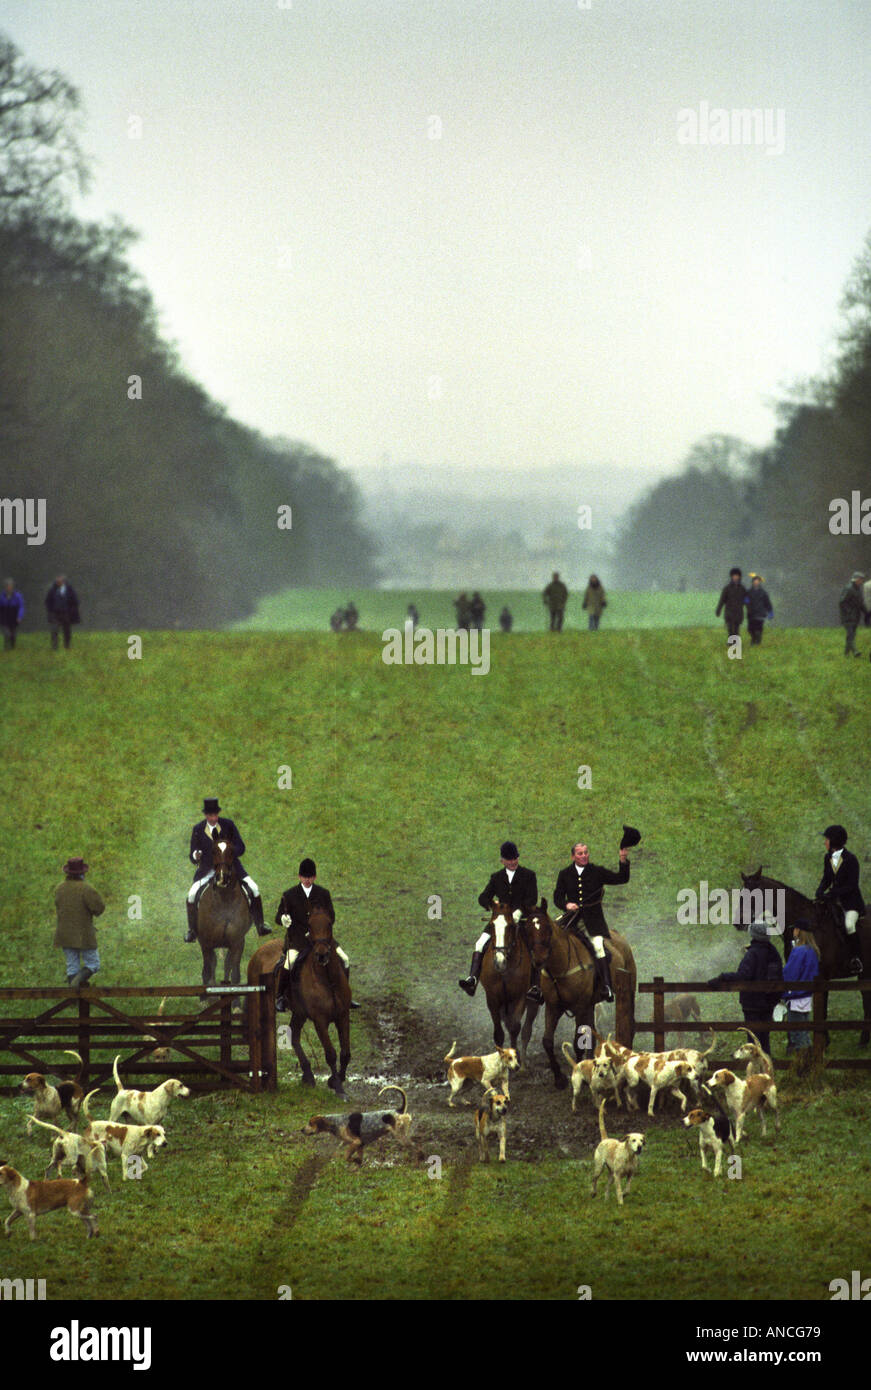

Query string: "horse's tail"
[444, 1040, 457, 1066]
[112, 1054, 124, 1093]
[561, 1040, 577, 1069]
[82, 1088, 101, 1122]
[597, 1098, 609, 1142]
[378, 1084, 408, 1115]
[63, 1049, 84, 1084]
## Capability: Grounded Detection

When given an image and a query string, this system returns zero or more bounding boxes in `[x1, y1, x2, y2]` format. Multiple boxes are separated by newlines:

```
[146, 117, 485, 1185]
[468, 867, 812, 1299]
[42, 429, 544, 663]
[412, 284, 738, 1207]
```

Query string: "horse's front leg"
[336, 1007, 351, 1084]
[487, 995, 506, 1049]
[290, 1013, 315, 1086]
[313, 1016, 343, 1098]
[200, 947, 216, 991]
[541, 1001, 567, 1089]
[520, 1000, 538, 1064]
[861, 974, 871, 1047]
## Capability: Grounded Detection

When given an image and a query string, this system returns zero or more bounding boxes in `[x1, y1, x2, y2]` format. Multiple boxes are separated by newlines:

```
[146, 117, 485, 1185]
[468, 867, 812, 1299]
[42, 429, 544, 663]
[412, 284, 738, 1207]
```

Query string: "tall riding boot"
[275, 963, 291, 1013]
[185, 900, 198, 943]
[594, 955, 614, 1004]
[459, 951, 484, 996]
[526, 963, 544, 1004]
[250, 894, 271, 936]
[343, 963, 361, 1009]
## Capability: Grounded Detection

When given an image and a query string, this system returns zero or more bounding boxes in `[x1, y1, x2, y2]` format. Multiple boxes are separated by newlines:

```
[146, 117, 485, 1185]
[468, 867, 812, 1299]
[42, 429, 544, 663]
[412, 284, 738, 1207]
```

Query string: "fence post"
[220, 994, 232, 1072]
[250, 983, 264, 1094]
[261, 975, 277, 1092]
[652, 975, 665, 1052]
[813, 981, 826, 1066]
[615, 968, 633, 1048]
[78, 992, 90, 1089]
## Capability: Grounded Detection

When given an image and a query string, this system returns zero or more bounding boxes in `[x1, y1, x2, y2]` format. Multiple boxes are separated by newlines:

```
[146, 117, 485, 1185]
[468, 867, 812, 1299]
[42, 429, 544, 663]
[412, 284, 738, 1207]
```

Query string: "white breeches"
[285, 945, 349, 969]
[475, 931, 491, 952]
[590, 934, 606, 959]
[845, 910, 859, 934]
[188, 871, 258, 903]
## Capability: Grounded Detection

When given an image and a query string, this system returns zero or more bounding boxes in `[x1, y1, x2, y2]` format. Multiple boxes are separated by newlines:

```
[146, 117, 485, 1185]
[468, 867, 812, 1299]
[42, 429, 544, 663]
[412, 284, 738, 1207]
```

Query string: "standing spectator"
[0, 578, 24, 649]
[45, 573, 80, 650]
[582, 575, 607, 631]
[406, 602, 419, 630]
[708, 919, 783, 1057]
[715, 567, 747, 639]
[343, 601, 359, 630]
[329, 608, 344, 631]
[468, 591, 486, 630]
[499, 606, 513, 633]
[542, 572, 568, 631]
[454, 592, 470, 630]
[839, 571, 867, 657]
[782, 921, 819, 1057]
[54, 857, 105, 989]
[863, 577, 871, 626]
[744, 572, 774, 645]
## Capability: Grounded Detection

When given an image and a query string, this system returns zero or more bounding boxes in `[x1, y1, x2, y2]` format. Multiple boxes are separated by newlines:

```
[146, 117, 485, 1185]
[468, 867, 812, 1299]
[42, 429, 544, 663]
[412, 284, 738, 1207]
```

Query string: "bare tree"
[0, 33, 90, 214]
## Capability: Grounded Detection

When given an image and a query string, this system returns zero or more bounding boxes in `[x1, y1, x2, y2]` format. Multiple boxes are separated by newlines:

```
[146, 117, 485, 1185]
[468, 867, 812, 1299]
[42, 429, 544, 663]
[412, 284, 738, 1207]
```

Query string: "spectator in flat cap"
[839, 573, 867, 656]
[54, 858, 105, 989]
[459, 842, 539, 997]
[274, 860, 358, 1010]
[708, 919, 783, 1057]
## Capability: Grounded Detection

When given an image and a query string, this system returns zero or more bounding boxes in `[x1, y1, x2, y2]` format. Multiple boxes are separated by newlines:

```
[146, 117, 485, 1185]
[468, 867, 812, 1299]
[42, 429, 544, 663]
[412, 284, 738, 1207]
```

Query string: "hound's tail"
[701, 1030, 717, 1058]
[29, 1116, 68, 1138]
[738, 1026, 765, 1053]
[378, 1084, 408, 1115]
[561, 1040, 578, 1068]
[444, 1040, 457, 1066]
[82, 1088, 101, 1122]
[63, 1049, 84, 1084]
[597, 1099, 609, 1142]
[112, 1054, 124, 1093]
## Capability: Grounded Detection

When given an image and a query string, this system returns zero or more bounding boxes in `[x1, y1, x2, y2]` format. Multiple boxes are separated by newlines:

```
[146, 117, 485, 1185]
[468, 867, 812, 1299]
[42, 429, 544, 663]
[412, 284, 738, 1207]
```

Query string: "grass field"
[1, 604, 870, 1303]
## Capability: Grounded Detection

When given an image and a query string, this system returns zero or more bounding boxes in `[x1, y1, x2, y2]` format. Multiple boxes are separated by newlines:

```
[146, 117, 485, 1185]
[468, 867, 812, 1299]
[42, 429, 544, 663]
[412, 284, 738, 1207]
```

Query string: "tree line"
[0, 34, 378, 629]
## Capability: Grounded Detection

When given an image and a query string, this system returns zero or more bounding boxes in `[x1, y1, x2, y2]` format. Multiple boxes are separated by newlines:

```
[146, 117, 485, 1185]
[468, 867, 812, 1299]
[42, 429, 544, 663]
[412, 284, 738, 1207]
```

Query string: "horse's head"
[524, 898, 554, 966]
[307, 905, 335, 965]
[487, 899, 519, 974]
[210, 830, 236, 888]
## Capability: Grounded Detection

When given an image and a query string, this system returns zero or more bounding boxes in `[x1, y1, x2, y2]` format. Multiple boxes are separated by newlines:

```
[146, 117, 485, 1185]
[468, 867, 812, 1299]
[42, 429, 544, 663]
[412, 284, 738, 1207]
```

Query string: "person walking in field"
[454, 592, 471, 630]
[0, 579, 24, 649]
[55, 857, 105, 989]
[839, 571, 867, 656]
[715, 567, 747, 639]
[499, 606, 513, 633]
[45, 574, 80, 650]
[744, 572, 774, 645]
[542, 572, 568, 631]
[468, 592, 486, 630]
[582, 575, 607, 631]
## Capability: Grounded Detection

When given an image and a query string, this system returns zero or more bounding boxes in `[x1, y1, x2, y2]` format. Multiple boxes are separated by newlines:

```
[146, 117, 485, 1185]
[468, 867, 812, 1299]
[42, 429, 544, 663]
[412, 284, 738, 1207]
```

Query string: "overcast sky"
[6, 0, 871, 483]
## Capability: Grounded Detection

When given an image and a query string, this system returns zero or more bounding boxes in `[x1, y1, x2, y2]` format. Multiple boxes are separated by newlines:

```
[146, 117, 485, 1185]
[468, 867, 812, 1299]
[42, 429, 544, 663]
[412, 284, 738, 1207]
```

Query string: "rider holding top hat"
[552, 827, 639, 1003]
[184, 798, 270, 942]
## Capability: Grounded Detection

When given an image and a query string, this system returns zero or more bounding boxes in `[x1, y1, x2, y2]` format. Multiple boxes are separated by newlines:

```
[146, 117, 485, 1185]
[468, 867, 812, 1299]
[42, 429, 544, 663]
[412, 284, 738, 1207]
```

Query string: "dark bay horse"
[525, 900, 637, 1089]
[478, 900, 539, 1061]
[739, 869, 871, 1045]
[196, 833, 252, 999]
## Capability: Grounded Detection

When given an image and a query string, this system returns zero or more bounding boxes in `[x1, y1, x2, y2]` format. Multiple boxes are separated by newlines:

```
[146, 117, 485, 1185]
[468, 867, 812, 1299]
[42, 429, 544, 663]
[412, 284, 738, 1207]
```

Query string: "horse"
[478, 900, 539, 1061]
[525, 899, 637, 1089]
[738, 868, 871, 1046]
[195, 833, 252, 1001]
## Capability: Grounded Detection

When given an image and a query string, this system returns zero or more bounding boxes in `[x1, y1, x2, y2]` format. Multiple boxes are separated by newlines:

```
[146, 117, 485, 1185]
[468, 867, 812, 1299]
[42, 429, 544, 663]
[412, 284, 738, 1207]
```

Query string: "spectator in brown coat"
[54, 858, 105, 988]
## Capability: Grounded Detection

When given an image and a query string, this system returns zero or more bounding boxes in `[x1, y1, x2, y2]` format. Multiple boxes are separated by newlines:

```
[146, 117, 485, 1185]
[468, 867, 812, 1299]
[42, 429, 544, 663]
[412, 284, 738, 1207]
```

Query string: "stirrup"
[459, 976, 477, 996]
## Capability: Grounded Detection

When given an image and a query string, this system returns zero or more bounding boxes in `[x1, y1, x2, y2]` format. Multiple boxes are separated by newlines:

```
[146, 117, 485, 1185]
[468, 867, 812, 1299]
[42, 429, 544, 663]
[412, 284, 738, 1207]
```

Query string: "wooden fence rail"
[626, 977, 871, 1070]
[0, 979, 277, 1094]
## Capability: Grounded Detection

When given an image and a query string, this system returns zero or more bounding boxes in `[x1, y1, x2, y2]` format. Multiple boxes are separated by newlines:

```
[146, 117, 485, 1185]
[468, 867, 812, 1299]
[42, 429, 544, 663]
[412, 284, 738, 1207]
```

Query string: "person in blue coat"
[708, 920, 783, 1056]
[783, 921, 819, 1053]
[184, 798, 270, 942]
[0, 579, 24, 649]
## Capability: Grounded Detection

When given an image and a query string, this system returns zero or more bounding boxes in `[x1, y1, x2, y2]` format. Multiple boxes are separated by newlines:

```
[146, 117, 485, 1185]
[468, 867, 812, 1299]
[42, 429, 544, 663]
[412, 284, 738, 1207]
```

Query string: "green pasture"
[0, 610, 869, 1301]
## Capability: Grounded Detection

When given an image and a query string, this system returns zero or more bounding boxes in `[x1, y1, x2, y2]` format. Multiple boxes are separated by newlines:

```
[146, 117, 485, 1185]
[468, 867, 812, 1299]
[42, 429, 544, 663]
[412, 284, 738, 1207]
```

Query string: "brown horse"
[196, 833, 252, 1000]
[739, 869, 871, 1045]
[478, 900, 539, 1061]
[525, 899, 636, 1089]
[249, 906, 352, 1097]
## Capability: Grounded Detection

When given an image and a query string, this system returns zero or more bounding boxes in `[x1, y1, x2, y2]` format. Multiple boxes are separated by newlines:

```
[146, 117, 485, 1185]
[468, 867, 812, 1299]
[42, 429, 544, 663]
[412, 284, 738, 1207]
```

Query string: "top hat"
[500, 841, 519, 860]
[299, 858, 317, 877]
[619, 825, 641, 850]
[63, 857, 88, 875]
[823, 824, 848, 849]
[203, 798, 221, 815]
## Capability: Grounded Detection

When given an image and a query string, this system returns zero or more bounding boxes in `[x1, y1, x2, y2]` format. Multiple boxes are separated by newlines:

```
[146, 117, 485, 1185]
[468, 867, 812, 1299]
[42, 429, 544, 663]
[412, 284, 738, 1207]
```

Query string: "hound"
[146, 997, 173, 1064]
[81, 1091, 167, 1180]
[0, 1162, 98, 1239]
[733, 1026, 774, 1078]
[474, 1088, 509, 1162]
[29, 1116, 110, 1191]
[303, 1085, 417, 1165]
[590, 1101, 645, 1206]
[683, 1108, 733, 1177]
[621, 1053, 699, 1116]
[21, 1050, 84, 1133]
[664, 1032, 718, 1091]
[108, 1055, 190, 1124]
[561, 1042, 620, 1112]
[664, 993, 703, 1044]
[707, 1068, 780, 1143]
[443, 1040, 519, 1107]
